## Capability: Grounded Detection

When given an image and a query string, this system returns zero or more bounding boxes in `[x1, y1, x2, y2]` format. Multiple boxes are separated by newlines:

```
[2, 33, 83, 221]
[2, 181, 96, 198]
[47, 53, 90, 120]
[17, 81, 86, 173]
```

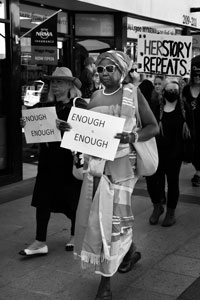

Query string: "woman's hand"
[20, 118, 26, 128]
[56, 119, 71, 132]
[115, 132, 138, 144]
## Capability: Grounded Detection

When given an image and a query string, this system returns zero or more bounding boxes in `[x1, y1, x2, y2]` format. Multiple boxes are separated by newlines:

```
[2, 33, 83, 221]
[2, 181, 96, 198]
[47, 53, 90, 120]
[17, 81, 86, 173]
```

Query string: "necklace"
[102, 86, 121, 96]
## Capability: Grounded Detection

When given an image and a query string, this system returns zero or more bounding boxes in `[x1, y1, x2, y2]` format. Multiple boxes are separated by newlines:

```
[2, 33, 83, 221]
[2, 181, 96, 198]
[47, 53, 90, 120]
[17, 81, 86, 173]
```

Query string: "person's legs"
[147, 168, 165, 225]
[65, 213, 76, 251]
[118, 242, 141, 273]
[19, 207, 50, 255]
[35, 207, 51, 242]
[95, 276, 112, 300]
[162, 160, 182, 227]
[65, 180, 82, 251]
[191, 138, 200, 187]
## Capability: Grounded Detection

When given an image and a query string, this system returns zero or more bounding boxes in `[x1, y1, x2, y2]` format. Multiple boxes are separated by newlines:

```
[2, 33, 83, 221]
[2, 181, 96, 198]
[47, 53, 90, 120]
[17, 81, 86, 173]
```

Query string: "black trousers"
[146, 158, 182, 210]
[36, 208, 75, 242]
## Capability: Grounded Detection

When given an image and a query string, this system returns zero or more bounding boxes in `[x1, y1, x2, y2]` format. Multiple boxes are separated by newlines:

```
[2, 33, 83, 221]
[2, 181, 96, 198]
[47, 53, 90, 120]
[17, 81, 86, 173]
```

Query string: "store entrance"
[74, 38, 113, 77]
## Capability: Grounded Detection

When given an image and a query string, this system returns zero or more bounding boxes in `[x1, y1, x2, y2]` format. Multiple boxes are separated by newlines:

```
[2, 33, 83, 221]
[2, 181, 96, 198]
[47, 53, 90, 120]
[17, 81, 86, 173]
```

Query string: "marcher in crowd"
[92, 71, 104, 91]
[149, 75, 165, 112]
[138, 77, 154, 104]
[182, 56, 200, 187]
[19, 67, 87, 256]
[144, 75, 167, 207]
[128, 61, 141, 86]
[79, 56, 96, 102]
[74, 50, 159, 300]
[149, 78, 194, 227]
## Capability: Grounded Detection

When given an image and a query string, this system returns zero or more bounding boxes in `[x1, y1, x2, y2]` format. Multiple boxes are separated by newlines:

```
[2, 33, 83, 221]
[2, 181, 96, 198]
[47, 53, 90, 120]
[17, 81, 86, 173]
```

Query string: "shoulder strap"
[73, 97, 79, 107]
[134, 92, 142, 128]
[121, 83, 137, 132]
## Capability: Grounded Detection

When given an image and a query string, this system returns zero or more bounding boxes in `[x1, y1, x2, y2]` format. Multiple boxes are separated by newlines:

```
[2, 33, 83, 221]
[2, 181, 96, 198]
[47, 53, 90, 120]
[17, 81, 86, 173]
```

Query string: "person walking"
[144, 75, 167, 206]
[74, 50, 159, 300]
[92, 71, 104, 91]
[149, 78, 194, 227]
[19, 67, 87, 256]
[182, 56, 200, 187]
[80, 56, 96, 102]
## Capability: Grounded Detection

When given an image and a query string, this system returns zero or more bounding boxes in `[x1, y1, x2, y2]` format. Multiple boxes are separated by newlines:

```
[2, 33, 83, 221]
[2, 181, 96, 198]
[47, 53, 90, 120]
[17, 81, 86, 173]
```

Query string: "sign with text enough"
[61, 107, 125, 161]
[22, 107, 61, 143]
[137, 33, 192, 76]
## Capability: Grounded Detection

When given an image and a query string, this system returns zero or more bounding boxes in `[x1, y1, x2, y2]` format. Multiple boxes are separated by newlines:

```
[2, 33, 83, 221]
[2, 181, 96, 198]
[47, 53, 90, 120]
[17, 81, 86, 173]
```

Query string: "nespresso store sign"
[127, 17, 178, 39]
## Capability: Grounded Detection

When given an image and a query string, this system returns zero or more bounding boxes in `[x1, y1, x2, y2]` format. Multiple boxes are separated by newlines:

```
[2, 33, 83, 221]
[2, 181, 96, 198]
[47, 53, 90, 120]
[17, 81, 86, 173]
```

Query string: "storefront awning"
[77, 39, 110, 51]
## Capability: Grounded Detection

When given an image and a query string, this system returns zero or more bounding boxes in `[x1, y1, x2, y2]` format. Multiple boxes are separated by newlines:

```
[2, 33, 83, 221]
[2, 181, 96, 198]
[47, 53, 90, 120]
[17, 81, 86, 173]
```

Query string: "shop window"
[0, 0, 6, 19]
[20, 4, 68, 34]
[75, 14, 114, 37]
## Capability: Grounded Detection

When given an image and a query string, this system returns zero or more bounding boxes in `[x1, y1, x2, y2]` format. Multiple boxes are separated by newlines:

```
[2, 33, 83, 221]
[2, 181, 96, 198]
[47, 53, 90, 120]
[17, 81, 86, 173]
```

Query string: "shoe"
[162, 209, 176, 227]
[95, 291, 112, 300]
[19, 245, 48, 256]
[191, 175, 200, 187]
[118, 243, 141, 274]
[65, 236, 74, 251]
[149, 204, 164, 225]
[65, 243, 74, 251]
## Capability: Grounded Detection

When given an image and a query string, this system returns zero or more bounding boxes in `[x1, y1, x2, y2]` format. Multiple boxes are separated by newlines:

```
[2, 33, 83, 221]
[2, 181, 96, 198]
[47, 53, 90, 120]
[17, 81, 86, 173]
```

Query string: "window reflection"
[0, 0, 6, 19]
[0, 23, 5, 59]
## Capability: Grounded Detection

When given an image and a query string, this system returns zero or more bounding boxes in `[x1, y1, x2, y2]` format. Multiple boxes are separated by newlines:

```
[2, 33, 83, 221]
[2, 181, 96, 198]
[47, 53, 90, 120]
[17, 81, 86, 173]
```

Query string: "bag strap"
[73, 97, 79, 107]
[133, 91, 142, 128]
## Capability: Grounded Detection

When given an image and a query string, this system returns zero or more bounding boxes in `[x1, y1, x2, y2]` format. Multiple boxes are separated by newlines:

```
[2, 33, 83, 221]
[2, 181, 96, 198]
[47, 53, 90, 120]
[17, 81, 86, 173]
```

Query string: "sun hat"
[43, 67, 82, 89]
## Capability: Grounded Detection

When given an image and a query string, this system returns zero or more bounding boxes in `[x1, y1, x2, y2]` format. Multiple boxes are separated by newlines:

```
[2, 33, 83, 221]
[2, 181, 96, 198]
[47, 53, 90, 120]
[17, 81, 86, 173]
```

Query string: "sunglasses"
[97, 65, 116, 74]
[130, 68, 137, 72]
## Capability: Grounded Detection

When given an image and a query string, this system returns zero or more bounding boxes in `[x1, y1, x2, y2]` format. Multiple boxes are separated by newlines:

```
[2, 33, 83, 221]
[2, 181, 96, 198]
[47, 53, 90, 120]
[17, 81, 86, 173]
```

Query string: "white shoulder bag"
[133, 95, 158, 177]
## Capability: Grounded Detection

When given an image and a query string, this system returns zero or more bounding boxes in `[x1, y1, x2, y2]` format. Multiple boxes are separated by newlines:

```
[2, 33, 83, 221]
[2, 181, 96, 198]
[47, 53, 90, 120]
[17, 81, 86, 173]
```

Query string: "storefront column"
[114, 13, 127, 51]
[0, 0, 22, 186]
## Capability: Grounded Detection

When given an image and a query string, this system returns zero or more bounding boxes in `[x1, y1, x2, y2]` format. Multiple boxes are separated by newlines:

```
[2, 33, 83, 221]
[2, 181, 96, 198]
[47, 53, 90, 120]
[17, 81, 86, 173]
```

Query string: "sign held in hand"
[61, 107, 125, 161]
[22, 107, 61, 143]
[137, 33, 192, 77]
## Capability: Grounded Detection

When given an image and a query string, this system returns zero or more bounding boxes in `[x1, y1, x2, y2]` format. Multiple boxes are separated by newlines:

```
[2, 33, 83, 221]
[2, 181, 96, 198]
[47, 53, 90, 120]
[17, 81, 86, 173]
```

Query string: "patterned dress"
[74, 87, 139, 276]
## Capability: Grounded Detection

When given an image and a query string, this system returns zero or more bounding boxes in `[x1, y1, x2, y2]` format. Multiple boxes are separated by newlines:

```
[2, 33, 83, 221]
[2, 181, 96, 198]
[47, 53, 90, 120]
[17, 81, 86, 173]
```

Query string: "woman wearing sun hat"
[19, 67, 87, 256]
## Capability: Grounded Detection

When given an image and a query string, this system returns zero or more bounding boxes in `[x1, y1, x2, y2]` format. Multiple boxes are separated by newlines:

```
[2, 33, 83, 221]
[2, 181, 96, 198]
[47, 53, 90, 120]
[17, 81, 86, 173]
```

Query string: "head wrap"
[95, 50, 132, 82]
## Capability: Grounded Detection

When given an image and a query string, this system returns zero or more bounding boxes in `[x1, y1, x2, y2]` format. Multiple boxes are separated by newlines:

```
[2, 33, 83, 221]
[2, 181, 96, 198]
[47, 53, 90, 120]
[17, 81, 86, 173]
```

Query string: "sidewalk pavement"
[0, 163, 200, 300]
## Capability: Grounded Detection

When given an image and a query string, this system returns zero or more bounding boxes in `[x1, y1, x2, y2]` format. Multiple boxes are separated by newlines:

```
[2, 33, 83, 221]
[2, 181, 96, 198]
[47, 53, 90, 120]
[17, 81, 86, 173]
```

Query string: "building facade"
[0, 0, 200, 186]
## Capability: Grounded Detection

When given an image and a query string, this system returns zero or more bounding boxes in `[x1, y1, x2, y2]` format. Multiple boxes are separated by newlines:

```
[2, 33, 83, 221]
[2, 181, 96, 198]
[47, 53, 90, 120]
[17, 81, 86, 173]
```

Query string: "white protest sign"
[22, 107, 61, 143]
[137, 33, 192, 76]
[61, 107, 125, 161]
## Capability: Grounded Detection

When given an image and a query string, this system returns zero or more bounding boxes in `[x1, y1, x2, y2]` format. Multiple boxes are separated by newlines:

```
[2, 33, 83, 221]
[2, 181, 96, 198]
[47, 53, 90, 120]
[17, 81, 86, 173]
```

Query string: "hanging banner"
[31, 14, 57, 65]
[137, 33, 192, 77]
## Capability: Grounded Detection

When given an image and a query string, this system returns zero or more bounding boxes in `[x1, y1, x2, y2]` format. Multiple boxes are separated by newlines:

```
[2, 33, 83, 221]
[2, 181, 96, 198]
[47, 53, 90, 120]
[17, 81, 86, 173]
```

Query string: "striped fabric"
[74, 84, 139, 277]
